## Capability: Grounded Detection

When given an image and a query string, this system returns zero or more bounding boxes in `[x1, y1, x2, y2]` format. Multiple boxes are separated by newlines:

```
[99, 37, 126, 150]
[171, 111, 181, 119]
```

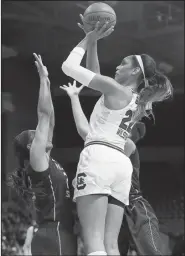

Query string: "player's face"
[114, 55, 135, 84]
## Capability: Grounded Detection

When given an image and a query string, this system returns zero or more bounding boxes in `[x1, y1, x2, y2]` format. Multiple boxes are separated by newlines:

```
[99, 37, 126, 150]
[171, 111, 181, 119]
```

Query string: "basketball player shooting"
[61, 80, 169, 256]
[60, 5, 173, 255]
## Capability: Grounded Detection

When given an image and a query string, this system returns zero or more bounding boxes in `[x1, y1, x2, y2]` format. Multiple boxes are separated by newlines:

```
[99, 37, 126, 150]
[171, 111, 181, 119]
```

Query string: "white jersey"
[85, 93, 138, 150]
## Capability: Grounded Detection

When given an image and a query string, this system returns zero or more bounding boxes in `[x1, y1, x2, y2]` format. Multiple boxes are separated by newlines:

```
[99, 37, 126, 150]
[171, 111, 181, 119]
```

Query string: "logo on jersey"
[52, 159, 71, 198]
[77, 173, 87, 190]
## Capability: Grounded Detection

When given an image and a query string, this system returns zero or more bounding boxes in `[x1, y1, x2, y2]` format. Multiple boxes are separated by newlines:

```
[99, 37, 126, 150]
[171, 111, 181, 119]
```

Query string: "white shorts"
[73, 144, 133, 205]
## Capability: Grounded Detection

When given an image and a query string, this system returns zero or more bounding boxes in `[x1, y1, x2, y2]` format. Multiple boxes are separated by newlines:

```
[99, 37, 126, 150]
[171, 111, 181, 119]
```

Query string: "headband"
[135, 55, 152, 110]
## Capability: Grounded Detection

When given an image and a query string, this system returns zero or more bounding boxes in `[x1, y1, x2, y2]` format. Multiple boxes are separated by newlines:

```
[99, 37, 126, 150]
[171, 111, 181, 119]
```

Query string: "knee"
[104, 234, 119, 253]
[84, 232, 105, 254]
[85, 231, 104, 244]
[105, 241, 118, 252]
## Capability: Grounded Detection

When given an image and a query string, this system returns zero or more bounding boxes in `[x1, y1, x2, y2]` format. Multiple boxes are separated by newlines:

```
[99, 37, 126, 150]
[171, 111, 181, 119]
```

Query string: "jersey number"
[117, 110, 133, 138]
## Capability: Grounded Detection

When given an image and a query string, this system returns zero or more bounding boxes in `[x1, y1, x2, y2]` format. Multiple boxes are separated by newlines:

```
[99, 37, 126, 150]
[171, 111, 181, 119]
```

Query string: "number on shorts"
[117, 109, 133, 138]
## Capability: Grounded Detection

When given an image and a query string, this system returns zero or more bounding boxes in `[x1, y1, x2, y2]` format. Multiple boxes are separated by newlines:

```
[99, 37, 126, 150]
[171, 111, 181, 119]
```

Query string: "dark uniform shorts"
[31, 221, 77, 256]
[119, 196, 169, 256]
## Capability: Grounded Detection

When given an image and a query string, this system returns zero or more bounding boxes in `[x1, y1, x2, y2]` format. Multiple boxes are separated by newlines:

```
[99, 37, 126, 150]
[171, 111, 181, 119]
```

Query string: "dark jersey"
[129, 148, 142, 198]
[28, 158, 73, 230]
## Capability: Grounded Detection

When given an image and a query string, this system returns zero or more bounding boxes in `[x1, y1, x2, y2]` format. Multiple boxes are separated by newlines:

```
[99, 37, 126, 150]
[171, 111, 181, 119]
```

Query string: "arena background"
[2, 1, 184, 255]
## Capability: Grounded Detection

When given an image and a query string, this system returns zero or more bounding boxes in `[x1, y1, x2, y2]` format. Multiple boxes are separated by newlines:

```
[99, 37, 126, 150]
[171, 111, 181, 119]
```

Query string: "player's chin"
[114, 74, 119, 82]
[46, 144, 53, 152]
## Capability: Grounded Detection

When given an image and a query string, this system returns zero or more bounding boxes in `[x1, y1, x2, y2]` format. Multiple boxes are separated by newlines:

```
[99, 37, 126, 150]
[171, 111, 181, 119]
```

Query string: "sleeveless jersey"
[85, 93, 138, 150]
[28, 158, 73, 230]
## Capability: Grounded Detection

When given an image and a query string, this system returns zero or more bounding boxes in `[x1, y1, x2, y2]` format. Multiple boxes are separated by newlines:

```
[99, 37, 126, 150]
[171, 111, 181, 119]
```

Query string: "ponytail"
[132, 70, 173, 123]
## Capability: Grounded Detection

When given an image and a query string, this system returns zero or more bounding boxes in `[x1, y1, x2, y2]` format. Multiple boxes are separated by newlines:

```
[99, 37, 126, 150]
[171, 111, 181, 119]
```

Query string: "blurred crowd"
[2, 192, 33, 256]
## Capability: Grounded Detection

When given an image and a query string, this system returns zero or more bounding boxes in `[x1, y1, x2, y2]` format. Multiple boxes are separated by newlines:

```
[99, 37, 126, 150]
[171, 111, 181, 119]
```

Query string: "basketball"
[83, 2, 117, 33]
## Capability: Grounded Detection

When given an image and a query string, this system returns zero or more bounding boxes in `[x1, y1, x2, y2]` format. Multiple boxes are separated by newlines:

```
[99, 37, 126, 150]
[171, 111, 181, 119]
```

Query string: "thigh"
[76, 194, 108, 247]
[105, 199, 124, 244]
[111, 155, 133, 206]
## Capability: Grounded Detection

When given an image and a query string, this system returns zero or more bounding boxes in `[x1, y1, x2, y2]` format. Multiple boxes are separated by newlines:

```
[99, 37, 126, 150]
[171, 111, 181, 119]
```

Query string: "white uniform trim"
[48, 175, 56, 221]
[141, 200, 162, 255]
[57, 222, 62, 256]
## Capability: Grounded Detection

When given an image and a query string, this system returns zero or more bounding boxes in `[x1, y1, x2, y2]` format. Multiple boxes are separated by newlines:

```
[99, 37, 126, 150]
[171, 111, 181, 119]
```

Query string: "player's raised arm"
[78, 15, 113, 74]
[47, 78, 55, 154]
[37, 76, 54, 156]
[60, 81, 89, 141]
[30, 53, 53, 172]
[61, 23, 129, 98]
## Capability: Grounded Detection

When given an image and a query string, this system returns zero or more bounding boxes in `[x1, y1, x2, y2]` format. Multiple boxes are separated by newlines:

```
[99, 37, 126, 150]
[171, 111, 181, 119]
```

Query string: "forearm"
[70, 95, 89, 141]
[37, 78, 52, 116]
[86, 40, 100, 74]
[47, 80, 55, 143]
[48, 108, 55, 143]
[64, 36, 88, 66]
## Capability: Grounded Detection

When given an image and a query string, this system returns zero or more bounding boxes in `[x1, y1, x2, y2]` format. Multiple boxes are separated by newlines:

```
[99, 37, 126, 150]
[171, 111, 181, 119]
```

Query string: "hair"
[8, 130, 35, 206]
[131, 122, 146, 142]
[132, 54, 173, 123]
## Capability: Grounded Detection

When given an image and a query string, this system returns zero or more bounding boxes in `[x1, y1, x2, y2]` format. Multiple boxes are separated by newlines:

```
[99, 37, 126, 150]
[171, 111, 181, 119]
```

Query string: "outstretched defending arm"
[47, 79, 55, 153]
[30, 54, 52, 172]
[37, 77, 54, 156]
[60, 81, 89, 141]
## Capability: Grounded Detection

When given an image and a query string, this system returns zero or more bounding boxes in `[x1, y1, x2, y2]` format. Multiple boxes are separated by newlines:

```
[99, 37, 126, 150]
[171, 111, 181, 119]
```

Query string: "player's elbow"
[61, 61, 73, 76]
[30, 140, 45, 159]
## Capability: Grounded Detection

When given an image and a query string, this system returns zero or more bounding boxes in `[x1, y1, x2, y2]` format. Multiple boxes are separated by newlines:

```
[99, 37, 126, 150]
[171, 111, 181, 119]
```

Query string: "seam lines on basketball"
[84, 11, 116, 17]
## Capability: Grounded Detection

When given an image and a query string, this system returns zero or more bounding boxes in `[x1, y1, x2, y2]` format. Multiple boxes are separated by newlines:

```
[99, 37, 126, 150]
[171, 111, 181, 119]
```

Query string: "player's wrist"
[40, 76, 48, 83]
[70, 94, 79, 99]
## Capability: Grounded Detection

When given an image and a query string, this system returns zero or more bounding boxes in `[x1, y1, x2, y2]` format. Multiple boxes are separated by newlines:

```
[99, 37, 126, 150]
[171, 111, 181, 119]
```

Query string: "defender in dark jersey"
[118, 122, 169, 256]
[10, 54, 76, 255]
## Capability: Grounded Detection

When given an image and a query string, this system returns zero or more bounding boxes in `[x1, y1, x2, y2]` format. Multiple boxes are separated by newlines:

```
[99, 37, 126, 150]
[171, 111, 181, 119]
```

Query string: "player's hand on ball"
[77, 14, 89, 34]
[33, 53, 48, 79]
[78, 14, 114, 41]
[60, 80, 85, 98]
[86, 21, 114, 42]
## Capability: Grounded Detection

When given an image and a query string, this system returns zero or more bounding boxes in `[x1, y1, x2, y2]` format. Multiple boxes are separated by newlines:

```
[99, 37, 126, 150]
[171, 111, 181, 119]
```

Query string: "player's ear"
[27, 144, 31, 150]
[131, 67, 140, 75]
